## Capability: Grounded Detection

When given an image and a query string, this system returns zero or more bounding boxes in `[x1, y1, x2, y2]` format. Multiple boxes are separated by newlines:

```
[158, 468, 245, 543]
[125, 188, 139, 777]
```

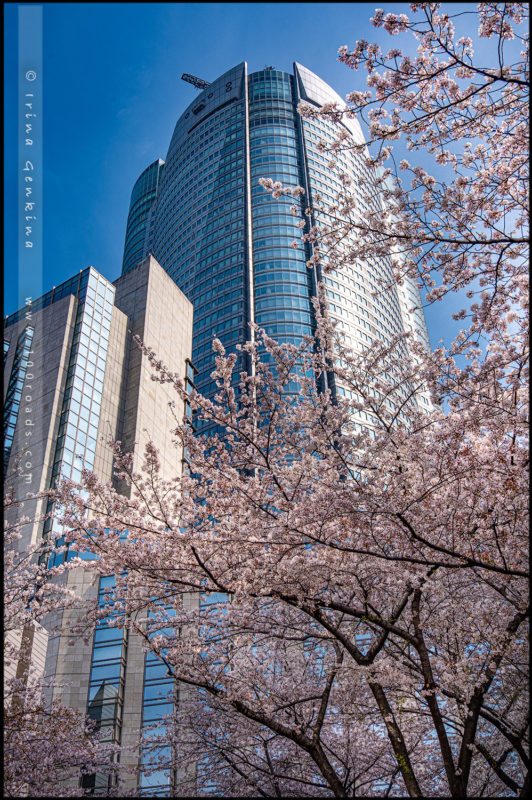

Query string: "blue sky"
[4, 2, 485, 346]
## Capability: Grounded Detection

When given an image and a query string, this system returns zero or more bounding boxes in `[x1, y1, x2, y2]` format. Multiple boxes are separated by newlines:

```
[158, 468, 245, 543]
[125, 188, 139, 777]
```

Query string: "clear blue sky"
[4, 2, 482, 346]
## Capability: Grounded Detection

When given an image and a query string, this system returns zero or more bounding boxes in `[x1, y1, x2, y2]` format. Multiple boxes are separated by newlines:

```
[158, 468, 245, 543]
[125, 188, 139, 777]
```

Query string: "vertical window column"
[43, 270, 115, 567]
[139, 606, 178, 797]
[82, 575, 128, 793]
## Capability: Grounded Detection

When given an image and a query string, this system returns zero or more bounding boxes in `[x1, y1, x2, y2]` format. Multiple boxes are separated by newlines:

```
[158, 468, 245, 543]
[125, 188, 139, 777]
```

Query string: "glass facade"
[82, 575, 128, 793]
[123, 62, 431, 434]
[138, 606, 178, 797]
[41, 268, 116, 566]
[3, 266, 116, 564]
[122, 159, 165, 274]
[249, 69, 313, 352]
[151, 64, 249, 431]
[294, 63, 426, 425]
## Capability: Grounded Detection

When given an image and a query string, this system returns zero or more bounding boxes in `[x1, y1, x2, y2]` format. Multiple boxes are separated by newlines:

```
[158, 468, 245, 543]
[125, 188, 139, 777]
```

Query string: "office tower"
[122, 62, 432, 432]
[4, 256, 194, 794]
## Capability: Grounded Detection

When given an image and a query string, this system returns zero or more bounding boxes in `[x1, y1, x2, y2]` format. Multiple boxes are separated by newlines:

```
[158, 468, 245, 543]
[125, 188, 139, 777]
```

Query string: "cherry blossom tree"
[56, 306, 528, 796]
[299, 3, 528, 329]
[52, 3, 528, 797]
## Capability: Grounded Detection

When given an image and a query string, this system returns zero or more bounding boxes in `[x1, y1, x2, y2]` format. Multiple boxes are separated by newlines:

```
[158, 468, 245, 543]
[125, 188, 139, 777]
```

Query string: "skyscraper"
[122, 62, 431, 433]
[4, 59, 433, 798]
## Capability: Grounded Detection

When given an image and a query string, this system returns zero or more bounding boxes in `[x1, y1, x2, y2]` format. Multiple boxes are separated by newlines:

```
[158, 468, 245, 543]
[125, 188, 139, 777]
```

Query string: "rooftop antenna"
[181, 72, 211, 90]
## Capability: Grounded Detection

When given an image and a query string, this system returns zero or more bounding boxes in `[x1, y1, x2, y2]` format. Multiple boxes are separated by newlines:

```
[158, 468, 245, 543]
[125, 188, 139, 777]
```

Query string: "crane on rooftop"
[181, 73, 211, 90]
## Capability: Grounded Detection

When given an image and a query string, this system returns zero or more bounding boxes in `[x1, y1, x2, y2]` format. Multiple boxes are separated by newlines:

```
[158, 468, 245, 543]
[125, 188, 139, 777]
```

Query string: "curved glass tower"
[122, 62, 432, 430]
[122, 159, 164, 274]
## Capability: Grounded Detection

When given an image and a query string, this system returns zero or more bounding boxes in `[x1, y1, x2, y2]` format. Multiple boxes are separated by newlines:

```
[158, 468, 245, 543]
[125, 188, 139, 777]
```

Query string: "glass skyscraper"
[122, 62, 432, 432]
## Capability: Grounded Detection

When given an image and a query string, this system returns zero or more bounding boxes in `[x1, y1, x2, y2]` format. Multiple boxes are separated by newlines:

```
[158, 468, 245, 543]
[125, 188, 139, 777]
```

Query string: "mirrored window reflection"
[81, 576, 127, 794]
[139, 605, 177, 797]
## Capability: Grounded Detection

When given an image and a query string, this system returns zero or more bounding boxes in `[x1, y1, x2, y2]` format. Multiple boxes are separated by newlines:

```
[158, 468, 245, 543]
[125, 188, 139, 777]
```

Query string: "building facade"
[122, 159, 165, 275]
[122, 62, 432, 434]
[4, 256, 194, 795]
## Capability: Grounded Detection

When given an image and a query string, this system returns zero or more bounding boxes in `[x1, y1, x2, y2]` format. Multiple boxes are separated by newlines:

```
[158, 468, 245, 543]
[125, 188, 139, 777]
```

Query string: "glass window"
[89, 663, 121, 682]
[144, 662, 168, 681]
[143, 683, 173, 701]
[88, 410, 99, 428]
[143, 702, 173, 721]
[94, 627, 123, 644]
[87, 680, 120, 703]
[91, 644, 124, 662]
[139, 770, 171, 789]
[62, 449, 74, 465]
[65, 435, 76, 452]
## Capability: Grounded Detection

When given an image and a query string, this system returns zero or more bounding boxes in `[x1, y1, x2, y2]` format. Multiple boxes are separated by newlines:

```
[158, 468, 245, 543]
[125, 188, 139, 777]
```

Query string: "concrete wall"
[4, 621, 49, 691]
[113, 254, 193, 488]
[93, 304, 129, 482]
